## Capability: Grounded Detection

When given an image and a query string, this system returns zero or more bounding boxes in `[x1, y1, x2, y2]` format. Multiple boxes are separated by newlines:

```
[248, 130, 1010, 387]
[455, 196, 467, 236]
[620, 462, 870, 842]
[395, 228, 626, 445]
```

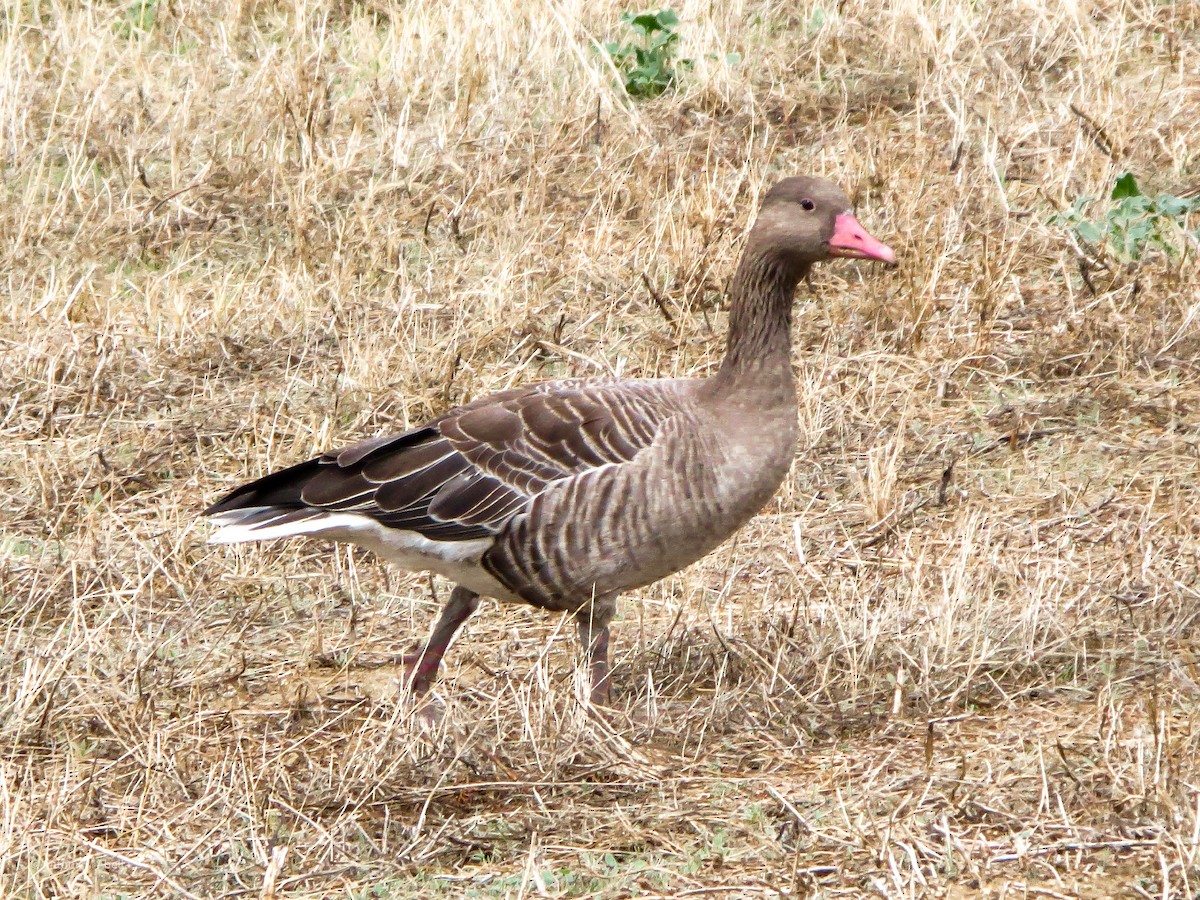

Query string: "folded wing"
[204, 380, 677, 543]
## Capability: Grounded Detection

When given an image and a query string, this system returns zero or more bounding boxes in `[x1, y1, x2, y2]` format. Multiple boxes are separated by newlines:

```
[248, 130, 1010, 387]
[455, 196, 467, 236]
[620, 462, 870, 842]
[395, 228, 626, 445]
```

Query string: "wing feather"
[206, 379, 686, 543]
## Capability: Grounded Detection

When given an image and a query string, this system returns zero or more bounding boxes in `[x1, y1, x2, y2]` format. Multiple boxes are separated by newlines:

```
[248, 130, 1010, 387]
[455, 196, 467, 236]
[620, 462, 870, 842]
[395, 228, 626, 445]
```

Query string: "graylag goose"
[205, 176, 896, 704]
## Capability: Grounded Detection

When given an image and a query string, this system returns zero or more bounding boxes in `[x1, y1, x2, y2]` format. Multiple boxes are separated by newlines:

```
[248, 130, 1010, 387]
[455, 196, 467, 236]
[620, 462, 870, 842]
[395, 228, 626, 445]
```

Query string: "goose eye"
[800, 198, 815, 211]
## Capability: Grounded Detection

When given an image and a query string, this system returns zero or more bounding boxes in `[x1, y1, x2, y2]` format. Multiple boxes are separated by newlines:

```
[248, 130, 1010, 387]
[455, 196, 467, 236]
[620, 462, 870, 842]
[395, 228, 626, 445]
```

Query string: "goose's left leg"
[574, 598, 616, 705]
[403, 585, 480, 695]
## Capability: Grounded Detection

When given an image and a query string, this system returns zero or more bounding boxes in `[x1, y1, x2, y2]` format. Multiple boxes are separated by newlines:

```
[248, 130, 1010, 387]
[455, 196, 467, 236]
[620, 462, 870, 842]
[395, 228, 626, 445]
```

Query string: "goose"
[204, 176, 896, 705]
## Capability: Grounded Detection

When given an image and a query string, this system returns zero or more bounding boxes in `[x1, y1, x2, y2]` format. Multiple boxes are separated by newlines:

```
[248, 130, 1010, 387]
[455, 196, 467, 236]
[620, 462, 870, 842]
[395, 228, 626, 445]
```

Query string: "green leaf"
[1125, 219, 1154, 243]
[647, 33, 674, 53]
[726, 51, 742, 64]
[1122, 194, 1152, 213]
[1111, 172, 1141, 200]
[630, 13, 663, 33]
[1074, 221, 1102, 244]
[115, 0, 157, 36]
[1155, 195, 1196, 218]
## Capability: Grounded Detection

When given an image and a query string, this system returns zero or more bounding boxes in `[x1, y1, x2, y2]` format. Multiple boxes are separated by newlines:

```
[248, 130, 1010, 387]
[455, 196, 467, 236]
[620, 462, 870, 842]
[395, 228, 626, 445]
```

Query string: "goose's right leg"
[403, 585, 480, 695]
[574, 598, 616, 706]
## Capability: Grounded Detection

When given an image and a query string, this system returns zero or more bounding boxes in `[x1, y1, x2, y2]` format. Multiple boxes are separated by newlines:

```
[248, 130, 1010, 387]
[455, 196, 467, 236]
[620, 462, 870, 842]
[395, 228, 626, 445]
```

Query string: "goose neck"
[708, 250, 805, 399]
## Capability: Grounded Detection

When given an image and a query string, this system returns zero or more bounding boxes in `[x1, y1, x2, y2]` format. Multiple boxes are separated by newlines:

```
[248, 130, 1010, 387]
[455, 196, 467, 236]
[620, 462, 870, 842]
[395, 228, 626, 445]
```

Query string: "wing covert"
[209, 379, 684, 542]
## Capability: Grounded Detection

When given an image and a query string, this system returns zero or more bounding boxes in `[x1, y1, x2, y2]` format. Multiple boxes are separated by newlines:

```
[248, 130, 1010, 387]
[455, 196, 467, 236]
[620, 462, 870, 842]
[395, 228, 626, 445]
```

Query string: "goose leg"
[403, 585, 480, 695]
[574, 600, 616, 705]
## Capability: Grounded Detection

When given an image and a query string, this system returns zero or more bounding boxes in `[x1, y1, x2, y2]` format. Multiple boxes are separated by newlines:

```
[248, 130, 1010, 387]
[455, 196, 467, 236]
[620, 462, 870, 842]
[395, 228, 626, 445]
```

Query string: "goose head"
[749, 176, 896, 276]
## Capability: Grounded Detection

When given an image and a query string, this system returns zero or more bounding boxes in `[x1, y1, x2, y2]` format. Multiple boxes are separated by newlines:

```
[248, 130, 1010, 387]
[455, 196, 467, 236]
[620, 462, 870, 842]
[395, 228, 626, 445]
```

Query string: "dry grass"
[3, 0, 1200, 896]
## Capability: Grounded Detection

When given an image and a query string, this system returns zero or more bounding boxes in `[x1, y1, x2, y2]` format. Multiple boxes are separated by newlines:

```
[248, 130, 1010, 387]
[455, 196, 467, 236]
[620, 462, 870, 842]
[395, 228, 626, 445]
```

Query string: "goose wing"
[204, 380, 679, 541]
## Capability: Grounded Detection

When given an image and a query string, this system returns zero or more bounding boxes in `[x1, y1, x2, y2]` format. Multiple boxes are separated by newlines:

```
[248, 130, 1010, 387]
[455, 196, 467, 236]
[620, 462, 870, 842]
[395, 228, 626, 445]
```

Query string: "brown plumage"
[205, 176, 896, 703]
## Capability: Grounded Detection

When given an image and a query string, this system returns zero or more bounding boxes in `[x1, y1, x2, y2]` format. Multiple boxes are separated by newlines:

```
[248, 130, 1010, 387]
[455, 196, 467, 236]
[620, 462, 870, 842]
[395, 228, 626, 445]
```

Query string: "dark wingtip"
[203, 456, 325, 516]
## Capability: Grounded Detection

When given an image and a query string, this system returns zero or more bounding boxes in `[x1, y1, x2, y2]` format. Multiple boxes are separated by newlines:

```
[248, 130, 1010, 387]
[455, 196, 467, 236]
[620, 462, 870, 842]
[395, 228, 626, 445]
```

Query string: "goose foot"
[400, 650, 443, 696]
[411, 694, 445, 727]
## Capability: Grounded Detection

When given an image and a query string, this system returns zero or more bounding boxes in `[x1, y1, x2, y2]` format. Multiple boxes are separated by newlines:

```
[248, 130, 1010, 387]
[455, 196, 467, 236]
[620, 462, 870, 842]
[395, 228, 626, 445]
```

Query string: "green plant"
[117, 0, 158, 35]
[602, 9, 692, 99]
[1052, 172, 1199, 262]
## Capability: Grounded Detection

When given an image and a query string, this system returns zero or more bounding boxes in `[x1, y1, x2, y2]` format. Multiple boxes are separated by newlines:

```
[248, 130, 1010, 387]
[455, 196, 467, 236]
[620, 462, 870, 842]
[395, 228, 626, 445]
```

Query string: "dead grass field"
[3, 0, 1200, 896]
